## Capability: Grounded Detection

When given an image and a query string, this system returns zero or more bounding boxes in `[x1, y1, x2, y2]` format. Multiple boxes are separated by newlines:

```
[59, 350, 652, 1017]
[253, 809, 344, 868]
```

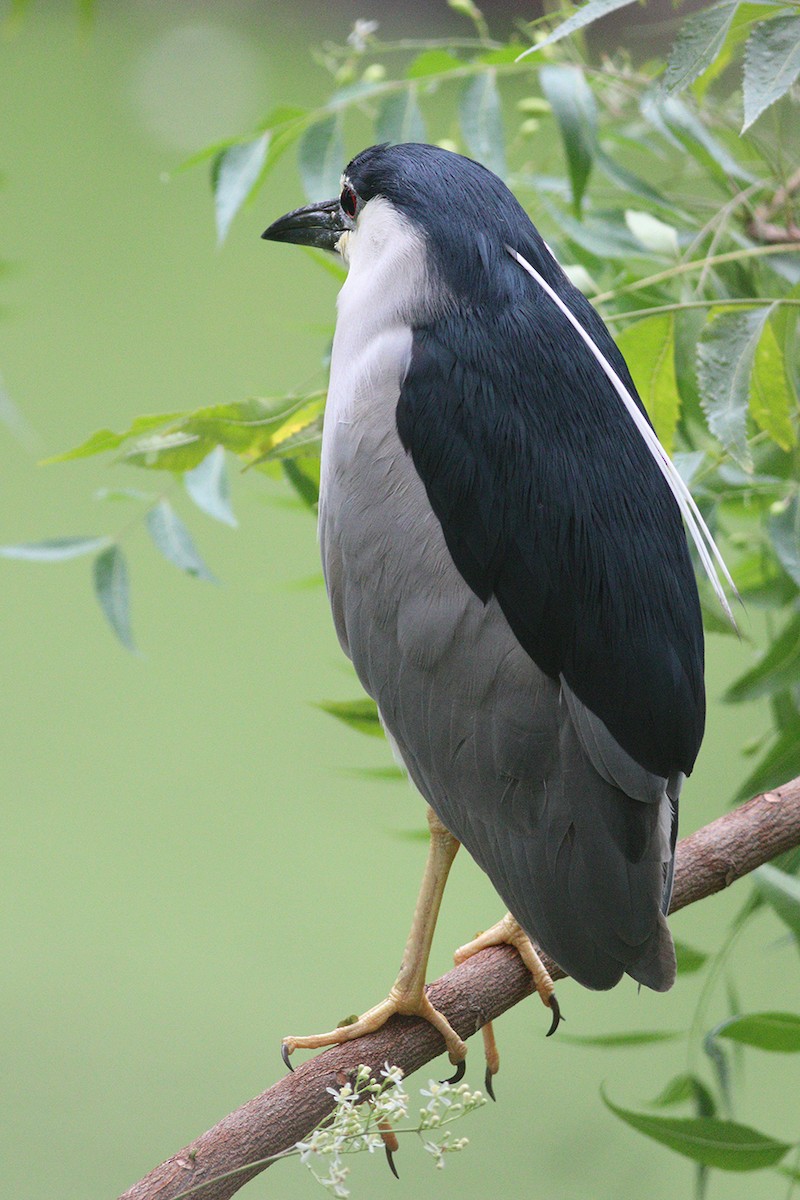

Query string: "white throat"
[336, 195, 432, 332]
[321, 197, 430, 497]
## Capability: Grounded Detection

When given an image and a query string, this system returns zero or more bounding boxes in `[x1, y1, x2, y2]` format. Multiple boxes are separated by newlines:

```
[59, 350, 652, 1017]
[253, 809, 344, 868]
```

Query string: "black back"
[348, 144, 705, 778]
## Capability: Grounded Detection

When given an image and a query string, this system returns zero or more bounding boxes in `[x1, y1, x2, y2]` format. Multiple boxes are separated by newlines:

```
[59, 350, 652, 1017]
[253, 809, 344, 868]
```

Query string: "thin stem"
[784, 1140, 800, 1200]
[603, 297, 800, 322]
[592, 243, 800, 304]
[687, 905, 756, 1076]
[690, 183, 767, 295]
[322, 37, 505, 56]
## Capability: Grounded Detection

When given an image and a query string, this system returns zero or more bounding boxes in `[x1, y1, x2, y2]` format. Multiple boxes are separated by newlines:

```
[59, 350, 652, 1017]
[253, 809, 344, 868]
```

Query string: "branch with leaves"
[4, 0, 799, 786]
[118, 775, 800, 1200]
[3, 3, 799, 1196]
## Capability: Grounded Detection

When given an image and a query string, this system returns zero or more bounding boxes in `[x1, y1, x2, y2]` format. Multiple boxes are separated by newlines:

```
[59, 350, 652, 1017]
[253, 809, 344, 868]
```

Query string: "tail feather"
[452, 700, 679, 993]
[626, 911, 676, 992]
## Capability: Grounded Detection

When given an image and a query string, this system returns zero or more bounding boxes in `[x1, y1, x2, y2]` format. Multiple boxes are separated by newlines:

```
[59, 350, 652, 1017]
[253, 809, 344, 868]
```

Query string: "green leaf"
[750, 310, 797, 450]
[212, 134, 269, 244]
[692, 2, 782, 100]
[119, 393, 326, 473]
[303, 246, 348, 283]
[716, 1012, 800, 1052]
[743, 15, 800, 131]
[724, 612, 800, 702]
[344, 765, 407, 782]
[543, 205, 643, 260]
[77, 0, 95, 30]
[406, 49, 461, 79]
[394, 826, 432, 842]
[297, 116, 344, 202]
[184, 446, 238, 528]
[259, 413, 323, 462]
[642, 94, 755, 185]
[651, 1073, 697, 1108]
[651, 1073, 716, 1114]
[662, 1, 740, 95]
[188, 122, 296, 176]
[123, 431, 205, 472]
[93, 545, 135, 652]
[728, 548, 796, 609]
[753, 862, 800, 943]
[703, 1027, 733, 1116]
[624, 211, 678, 257]
[562, 263, 597, 295]
[316, 698, 384, 738]
[481, 43, 528, 65]
[145, 500, 216, 582]
[256, 104, 310, 136]
[459, 70, 506, 179]
[94, 487, 154, 503]
[282, 457, 320, 510]
[539, 64, 597, 216]
[615, 315, 680, 452]
[376, 89, 426, 144]
[42, 413, 184, 464]
[697, 307, 772, 465]
[525, 0, 641, 52]
[674, 940, 709, 975]
[602, 1091, 792, 1170]
[594, 147, 669, 208]
[3, 0, 32, 34]
[0, 535, 110, 562]
[769, 498, 800, 587]
[561, 1030, 680, 1047]
[257, 115, 310, 184]
[328, 81, 385, 107]
[735, 720, 800, 801]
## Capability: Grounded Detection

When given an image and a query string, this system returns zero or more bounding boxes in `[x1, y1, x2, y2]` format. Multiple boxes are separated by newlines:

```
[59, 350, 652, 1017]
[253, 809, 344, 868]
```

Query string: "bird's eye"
[340, 185, 358, 218]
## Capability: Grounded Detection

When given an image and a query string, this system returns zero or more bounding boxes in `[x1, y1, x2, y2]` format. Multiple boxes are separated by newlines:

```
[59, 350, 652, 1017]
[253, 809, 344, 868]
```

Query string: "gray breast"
[319, 319, 676, 994]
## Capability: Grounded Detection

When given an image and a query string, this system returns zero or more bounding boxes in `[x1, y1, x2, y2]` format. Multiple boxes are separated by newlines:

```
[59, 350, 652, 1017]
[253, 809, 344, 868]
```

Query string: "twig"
[746, 167, 800, 243]
[119, 775, 800, 1200]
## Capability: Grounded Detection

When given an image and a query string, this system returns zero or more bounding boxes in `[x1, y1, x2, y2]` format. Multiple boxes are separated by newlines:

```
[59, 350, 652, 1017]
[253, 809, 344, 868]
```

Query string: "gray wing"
[320, 403, 677, 992]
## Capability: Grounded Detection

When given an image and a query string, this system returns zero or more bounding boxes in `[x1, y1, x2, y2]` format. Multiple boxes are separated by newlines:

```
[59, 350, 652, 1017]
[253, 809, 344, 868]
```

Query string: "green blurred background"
[0, 3, 794, 1198]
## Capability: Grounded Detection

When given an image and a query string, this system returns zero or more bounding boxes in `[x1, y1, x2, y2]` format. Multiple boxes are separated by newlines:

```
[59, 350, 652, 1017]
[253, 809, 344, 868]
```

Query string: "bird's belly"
[319, 400, 560, 844]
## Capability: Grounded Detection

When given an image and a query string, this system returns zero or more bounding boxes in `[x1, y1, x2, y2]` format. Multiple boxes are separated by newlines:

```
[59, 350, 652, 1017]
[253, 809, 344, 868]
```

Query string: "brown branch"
[745, 166, 800, 243]
[119, 776, 800, 1200]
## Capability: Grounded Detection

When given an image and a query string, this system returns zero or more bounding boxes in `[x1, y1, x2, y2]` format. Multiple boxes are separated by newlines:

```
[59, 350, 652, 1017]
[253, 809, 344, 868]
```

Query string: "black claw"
[484, 1065, 497, 1102]
[385, 1145, 399, 1180]
[281, 1043, 294, 1072]
[442, 1058, 466, 1085]
[545, 994, 563, 1037]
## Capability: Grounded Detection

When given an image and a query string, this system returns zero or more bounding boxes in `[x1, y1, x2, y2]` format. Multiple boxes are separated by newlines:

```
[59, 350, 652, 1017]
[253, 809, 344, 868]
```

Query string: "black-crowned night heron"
[263, 142, 731, 1085]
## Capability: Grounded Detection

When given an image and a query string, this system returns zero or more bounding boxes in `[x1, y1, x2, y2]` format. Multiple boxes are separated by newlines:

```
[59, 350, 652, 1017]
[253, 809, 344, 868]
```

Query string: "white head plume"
[506, 244, 737, 627]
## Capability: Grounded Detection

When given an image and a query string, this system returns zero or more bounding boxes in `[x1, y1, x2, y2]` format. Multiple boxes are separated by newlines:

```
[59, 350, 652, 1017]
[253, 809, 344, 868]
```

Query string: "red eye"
[340, 185, 358, 218]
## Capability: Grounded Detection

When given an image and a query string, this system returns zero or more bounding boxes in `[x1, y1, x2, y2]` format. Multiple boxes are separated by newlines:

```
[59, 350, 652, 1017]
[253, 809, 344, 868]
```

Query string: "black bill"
[261, 197, 347, 252]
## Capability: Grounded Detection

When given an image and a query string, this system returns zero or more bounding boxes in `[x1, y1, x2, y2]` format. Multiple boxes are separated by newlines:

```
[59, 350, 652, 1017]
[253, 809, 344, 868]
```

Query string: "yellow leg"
[454, 913, 562, 1098]
[282, 807, 466, 1068]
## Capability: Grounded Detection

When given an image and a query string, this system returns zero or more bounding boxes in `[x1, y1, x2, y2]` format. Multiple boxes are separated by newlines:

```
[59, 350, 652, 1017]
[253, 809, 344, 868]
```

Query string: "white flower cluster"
[346, 19, 379, 52]
[418, 1077, 485, 1130]
[418, 1076, 484, 1168]
[292, 1063, 486, 1197]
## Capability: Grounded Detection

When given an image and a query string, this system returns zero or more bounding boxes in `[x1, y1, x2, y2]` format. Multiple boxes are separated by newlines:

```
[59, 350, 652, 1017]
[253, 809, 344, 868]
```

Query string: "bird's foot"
[454, 913, 562, 1097]
[281, 981, 467, 1073]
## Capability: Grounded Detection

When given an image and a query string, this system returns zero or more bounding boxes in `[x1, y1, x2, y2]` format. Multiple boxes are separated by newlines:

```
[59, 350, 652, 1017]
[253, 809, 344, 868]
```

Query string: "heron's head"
[262, 143, 541, 304]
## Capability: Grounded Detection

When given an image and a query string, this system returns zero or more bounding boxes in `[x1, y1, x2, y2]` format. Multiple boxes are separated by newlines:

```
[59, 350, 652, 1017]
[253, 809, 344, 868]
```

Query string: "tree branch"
[119, 776, 800, 1200]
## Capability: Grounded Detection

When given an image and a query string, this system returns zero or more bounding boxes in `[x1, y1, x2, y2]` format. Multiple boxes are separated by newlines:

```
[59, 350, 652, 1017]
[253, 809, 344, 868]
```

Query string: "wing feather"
[396, 248, 705, 779]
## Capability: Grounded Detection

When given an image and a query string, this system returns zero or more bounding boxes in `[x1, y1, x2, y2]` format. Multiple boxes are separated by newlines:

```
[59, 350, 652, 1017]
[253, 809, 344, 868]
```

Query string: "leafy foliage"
[17, 1, 799, 809]
[602, 1091, 792, 1171]
[3, 0, 800, 1187]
